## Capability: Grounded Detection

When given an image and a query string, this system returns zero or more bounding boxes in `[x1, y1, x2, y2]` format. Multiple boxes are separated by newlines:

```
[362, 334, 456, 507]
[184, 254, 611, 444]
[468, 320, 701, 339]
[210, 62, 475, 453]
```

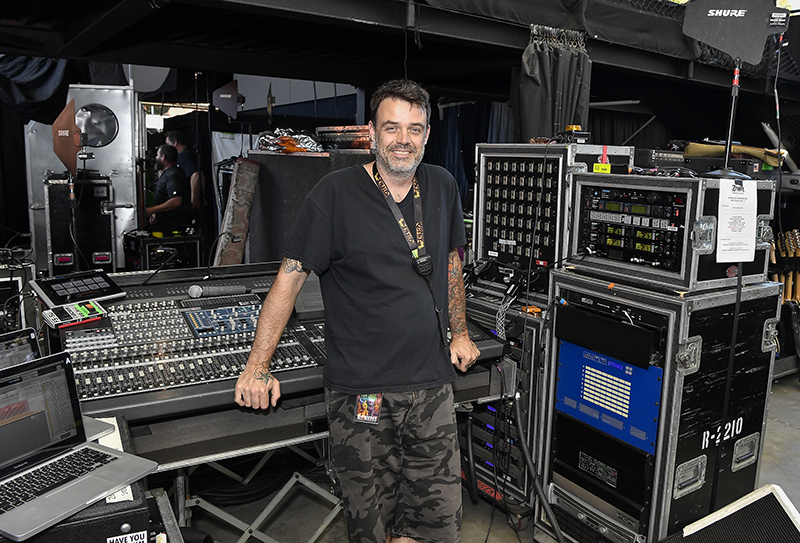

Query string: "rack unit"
[473, 144, 633, 300]
[536, 269, 781, 543]
[567, 173, 775, 292]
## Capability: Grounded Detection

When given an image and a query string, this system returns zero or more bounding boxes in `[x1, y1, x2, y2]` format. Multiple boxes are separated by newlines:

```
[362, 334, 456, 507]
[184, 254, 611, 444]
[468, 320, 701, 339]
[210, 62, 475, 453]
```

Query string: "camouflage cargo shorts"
[325, 383, 462, 543]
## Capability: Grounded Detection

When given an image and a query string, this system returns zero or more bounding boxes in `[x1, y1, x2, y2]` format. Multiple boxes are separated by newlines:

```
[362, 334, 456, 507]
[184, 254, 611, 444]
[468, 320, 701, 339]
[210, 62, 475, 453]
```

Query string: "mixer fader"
[57, 265, 327, 422]
[55, 263, 508, 423]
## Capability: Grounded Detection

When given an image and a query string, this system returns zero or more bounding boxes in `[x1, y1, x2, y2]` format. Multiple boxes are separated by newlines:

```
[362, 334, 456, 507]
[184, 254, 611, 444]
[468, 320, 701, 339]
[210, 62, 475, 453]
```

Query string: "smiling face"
[370, 97, 430, 178]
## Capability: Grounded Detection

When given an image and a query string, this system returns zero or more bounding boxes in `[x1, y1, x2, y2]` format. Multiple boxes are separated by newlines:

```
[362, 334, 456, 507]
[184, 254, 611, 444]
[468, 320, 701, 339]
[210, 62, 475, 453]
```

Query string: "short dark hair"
[165, 131, 186, 145]
[370, 79, 431, 126]
[159, 143, 178, 164]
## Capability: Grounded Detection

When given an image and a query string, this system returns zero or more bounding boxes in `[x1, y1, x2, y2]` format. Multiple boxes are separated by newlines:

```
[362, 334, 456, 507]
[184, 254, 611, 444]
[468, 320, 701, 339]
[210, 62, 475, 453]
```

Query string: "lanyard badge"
[372, 164, 432, 277]
[372, 163, 447, 348]
[354, 393, 382, 424]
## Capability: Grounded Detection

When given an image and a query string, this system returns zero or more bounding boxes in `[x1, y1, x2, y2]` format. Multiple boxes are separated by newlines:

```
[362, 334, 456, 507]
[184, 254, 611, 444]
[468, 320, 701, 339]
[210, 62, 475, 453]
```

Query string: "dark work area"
[2, 2, 800, 543]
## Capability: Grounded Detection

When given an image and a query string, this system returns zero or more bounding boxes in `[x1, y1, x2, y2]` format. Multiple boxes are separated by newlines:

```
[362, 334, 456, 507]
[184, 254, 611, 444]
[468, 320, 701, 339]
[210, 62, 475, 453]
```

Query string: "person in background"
[146, 143, 193, 232]
[165, 130, 217, 257]
[165, 131, 203, 210]
[234, 79, 479, 543]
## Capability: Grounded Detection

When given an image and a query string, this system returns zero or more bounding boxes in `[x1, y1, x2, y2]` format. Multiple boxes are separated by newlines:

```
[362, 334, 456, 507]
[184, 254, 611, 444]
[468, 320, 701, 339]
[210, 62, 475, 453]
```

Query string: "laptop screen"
[0, 352, 85, 477]
[0, 328, 40, 370]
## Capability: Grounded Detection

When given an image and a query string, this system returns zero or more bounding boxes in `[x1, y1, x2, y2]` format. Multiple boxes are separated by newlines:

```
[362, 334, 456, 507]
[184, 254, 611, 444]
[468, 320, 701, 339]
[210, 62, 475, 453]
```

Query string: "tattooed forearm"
[283, 258, 304, 274]
[447, 249, 468, 336]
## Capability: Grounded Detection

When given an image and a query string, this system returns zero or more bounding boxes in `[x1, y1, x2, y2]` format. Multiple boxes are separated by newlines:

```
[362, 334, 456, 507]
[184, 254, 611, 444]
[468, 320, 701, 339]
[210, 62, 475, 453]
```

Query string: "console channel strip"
[63, 295, 326, 421]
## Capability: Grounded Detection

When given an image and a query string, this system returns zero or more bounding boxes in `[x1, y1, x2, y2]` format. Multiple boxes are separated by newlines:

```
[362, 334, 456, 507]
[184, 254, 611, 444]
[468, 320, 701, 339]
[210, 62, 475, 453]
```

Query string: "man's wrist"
[254, 366, 274, 384]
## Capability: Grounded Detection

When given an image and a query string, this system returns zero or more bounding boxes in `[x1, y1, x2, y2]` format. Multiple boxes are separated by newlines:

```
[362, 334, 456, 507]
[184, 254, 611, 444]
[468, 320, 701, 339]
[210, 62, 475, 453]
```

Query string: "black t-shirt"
[177, 147, 198, 178]
[153, 165, 193, 230]
[285, 163, 466, 394]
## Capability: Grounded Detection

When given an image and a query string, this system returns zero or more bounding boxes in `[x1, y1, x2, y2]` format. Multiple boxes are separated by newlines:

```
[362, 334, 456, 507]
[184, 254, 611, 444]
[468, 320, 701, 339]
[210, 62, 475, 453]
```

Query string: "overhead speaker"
[51, 99, 81, 177]
[212, 80, 245, 119]
[659, 484, 800, 543]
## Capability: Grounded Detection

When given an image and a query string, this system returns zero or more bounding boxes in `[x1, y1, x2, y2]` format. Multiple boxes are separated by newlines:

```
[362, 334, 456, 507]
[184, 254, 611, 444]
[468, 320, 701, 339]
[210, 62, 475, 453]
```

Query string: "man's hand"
[451, 335, 480, 372]
[232, 258, 308, 410]
[235, 362, 281, 409]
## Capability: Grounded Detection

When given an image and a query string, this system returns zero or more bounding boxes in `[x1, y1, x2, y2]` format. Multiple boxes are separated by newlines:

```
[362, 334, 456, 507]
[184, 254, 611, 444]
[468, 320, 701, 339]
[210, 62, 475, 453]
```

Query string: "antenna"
[682, 0, 790, 180]
[212, 80, 246, 119]
[51, 99, 81, 178]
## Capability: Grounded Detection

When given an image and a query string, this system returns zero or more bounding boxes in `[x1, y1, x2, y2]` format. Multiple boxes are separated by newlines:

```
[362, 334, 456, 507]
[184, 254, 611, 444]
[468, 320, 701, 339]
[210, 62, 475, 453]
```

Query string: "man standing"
[146, 144, 193, 232]
[165, 131, 203, 210]
[166, 130, 216, 255]
[235, 79, 479, 543]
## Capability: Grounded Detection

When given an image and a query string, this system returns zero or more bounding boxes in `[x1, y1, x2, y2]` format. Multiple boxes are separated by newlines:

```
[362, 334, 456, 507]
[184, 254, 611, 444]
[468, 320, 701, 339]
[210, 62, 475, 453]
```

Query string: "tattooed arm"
[447, 249, 480, 372]
[235, 258, 309, 409]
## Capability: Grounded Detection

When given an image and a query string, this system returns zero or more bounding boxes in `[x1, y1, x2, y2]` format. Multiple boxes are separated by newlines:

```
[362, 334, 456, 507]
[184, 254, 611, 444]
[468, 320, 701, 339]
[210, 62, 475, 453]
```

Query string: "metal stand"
[148, 488, 187, 543]
[187, 471, 342, 543]
[705, 57, 752, 182]
[166, 439, 341, 543]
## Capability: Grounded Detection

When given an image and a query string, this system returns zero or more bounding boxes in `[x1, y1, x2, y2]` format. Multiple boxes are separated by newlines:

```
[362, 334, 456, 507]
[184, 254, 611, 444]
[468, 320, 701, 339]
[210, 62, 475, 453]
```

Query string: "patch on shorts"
[354, 393, 382, 424]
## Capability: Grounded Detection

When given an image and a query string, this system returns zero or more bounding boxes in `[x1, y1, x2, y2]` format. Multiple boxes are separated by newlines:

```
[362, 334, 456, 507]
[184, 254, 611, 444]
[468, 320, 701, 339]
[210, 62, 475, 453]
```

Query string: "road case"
[123, 230, 200, 271]
[536, 269, 782, 543]
[461, 288, 549, 512]
[567, 173, 775, 293]
[44, 172, 116, 274]
[472, 144, 633, 300]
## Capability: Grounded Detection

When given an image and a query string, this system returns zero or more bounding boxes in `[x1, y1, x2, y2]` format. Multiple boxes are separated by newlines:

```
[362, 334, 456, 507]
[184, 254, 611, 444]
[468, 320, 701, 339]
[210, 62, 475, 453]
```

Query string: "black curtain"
[511, 25, 591, 142]
[0, 103, 27, 246]
[425, 101, 491, 208]
[588, 109, 674, 149]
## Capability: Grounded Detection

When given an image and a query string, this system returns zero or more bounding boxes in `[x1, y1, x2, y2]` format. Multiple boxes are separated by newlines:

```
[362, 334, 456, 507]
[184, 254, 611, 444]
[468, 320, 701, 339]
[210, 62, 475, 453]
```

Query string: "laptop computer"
[0, 351, 157, 541]
[0, 328, 113, 443]
[0, 328, 39, 371]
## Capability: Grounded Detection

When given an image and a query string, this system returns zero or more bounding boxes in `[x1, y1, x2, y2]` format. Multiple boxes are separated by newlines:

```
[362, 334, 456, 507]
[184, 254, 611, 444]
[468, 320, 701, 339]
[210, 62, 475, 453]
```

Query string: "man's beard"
[375, 141, 425, 177]
[155, 159, 164, 171]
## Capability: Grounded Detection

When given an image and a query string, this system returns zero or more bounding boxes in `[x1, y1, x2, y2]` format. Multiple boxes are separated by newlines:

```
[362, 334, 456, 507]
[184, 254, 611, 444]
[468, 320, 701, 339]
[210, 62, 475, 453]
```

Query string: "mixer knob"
[646, 192, 660, 204]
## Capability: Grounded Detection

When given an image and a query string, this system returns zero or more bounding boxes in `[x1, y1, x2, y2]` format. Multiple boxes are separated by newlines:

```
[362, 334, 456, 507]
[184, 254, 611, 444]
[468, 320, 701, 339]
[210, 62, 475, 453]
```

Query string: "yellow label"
[593, 163, 611, 174]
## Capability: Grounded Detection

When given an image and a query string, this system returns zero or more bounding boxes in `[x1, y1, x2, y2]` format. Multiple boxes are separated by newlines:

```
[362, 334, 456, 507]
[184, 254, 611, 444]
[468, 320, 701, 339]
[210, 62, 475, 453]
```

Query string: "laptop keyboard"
[0, 448, 118, 514]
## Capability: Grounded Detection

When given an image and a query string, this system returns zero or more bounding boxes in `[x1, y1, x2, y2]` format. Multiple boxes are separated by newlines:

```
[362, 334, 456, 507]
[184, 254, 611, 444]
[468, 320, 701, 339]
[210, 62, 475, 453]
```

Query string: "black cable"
[523, 140, 556, 303]
[3, 233, 20, 249]
[463, 411, 479, 503]
[496, 364, 524, 542]
[774, 34, 785, 245]
[204, 231, 242, 275]
[68, 218, 91, 271]
[513, 392, 567, 543]
[140, 248, 178, 286]
[0, 224, 20, 236]
[709, 262, 744, 509]
[185, 448, 323, 506]
[2, 291, 32, 331]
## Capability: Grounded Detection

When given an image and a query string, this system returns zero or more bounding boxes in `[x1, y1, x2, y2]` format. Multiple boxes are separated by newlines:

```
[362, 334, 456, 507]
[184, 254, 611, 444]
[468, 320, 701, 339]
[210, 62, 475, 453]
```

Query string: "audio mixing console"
[53, 264, 327, 421]
[52, 264, 511, 423]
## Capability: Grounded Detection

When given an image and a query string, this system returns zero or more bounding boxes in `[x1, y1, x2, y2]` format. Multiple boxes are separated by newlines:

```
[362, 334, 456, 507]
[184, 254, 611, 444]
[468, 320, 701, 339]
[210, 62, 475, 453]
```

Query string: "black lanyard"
[372, 163, 426, 259]
[372, 163, 447, 347]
